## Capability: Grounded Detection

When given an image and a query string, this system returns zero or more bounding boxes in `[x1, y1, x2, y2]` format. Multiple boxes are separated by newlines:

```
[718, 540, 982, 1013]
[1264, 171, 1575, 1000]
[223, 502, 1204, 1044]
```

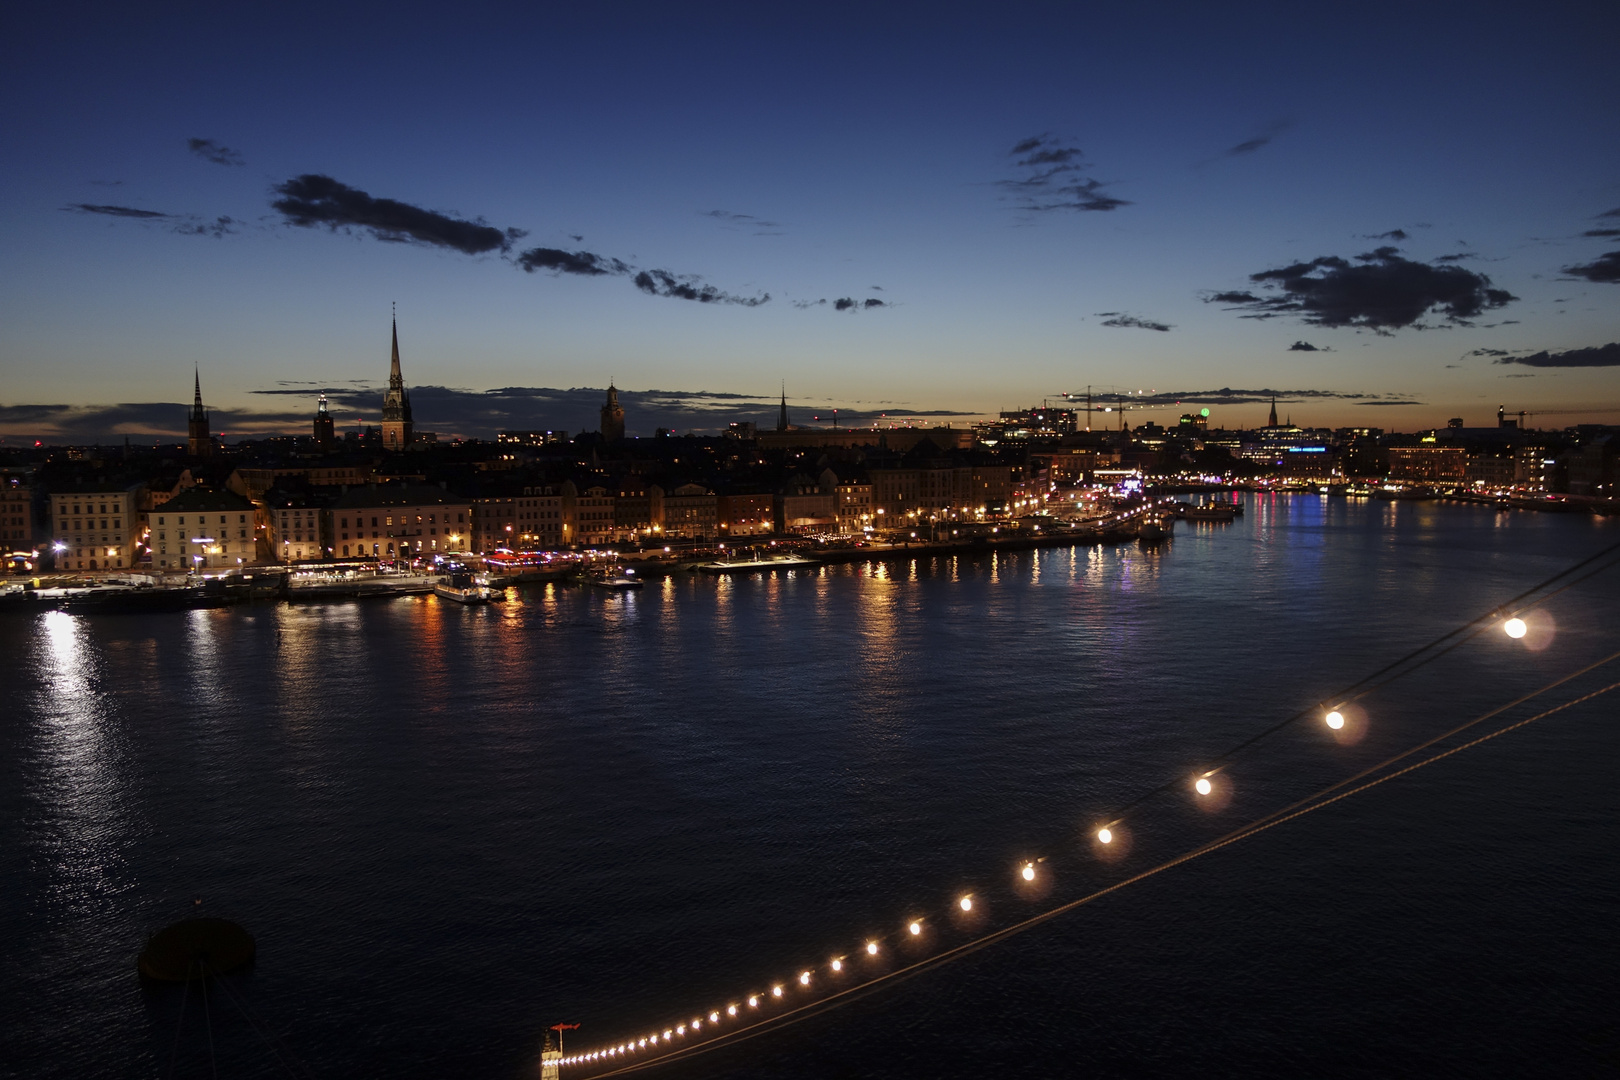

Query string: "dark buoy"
[138, 917, 255, 981]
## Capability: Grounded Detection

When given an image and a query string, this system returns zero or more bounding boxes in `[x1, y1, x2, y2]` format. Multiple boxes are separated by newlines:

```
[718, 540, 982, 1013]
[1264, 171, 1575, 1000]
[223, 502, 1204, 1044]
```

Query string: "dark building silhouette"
[313, 393, 335, 448]
[381, 317, 414, 452]
[777, 385, 790, 431]
[600, 382, 625, 442]
[187, 368, 212, 458]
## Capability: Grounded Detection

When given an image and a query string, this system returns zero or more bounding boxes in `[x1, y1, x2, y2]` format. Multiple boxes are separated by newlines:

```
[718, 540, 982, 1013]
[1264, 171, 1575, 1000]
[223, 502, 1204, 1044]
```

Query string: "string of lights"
[549, 540, 1620, 1074]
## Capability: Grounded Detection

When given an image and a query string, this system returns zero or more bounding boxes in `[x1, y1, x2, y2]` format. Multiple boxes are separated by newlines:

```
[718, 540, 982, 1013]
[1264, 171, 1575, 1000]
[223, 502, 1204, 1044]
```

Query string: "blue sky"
[2, 1, 1617, 439]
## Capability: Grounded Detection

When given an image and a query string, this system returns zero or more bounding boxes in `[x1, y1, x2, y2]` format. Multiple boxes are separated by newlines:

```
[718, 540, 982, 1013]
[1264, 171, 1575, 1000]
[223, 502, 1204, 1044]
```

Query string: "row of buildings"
[3, 320, 1614, 574]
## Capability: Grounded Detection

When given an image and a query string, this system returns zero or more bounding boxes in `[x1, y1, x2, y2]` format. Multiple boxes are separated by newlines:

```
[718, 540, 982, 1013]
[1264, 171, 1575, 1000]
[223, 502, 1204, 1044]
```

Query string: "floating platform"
[138, 917, 256, 981]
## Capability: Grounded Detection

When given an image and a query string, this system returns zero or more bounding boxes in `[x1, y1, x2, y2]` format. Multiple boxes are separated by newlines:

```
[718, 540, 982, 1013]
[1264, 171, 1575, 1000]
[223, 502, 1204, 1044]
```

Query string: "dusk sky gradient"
[2, 1, 1617, 440]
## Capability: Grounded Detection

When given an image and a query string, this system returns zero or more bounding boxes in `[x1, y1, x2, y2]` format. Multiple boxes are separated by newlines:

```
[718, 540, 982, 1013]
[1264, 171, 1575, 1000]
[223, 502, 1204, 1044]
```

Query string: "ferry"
[434, 569, 493, 604]
[578, 566, 644, 590]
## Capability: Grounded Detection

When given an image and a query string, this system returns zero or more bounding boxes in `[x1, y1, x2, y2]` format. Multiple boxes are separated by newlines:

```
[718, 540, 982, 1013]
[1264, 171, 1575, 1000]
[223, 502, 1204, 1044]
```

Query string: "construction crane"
[1054, 386, 1180, 431]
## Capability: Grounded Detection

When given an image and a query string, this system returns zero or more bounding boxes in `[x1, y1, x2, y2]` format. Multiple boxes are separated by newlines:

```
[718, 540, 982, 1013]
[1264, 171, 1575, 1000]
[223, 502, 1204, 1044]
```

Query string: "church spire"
[389, 314, 403, 390]
[1268, 396, 1278, 428]
[777, 384, 789, 432]
[193, 366, 203, 409]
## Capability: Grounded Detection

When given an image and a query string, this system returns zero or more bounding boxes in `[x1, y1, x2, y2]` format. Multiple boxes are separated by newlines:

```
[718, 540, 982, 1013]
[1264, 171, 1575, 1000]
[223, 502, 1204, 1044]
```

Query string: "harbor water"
[2, 493, 1617, 1078]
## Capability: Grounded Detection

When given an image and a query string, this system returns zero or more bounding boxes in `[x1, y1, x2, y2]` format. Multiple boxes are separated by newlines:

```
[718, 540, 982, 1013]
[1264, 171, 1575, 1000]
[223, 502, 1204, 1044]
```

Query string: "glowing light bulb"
[639, 1038, 647, 1047]
[772, 985, 783, 997]
[1022, 863, 1036, 881]
[909, 920, 922, 935]
[867, 941, 879, 955]
[727, 1004, 737, 1017]
[831, 958, 843, 971]
[748, 995, 759, 1008]
[677, 1025, 685, 1035]
[799, 971, 811, 985]
[1325, 710, 1345, 730]
[664, 1029, 672, 1039]
[1504, 617, 1527, 639]
[960, 895, 973, 911]
[1098, 827, 1113, 844]
[1195, 777, 1212, 796]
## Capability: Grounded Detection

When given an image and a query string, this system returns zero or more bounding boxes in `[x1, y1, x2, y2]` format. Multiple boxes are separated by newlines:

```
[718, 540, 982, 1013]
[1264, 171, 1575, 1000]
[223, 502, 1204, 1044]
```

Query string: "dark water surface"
[3, 495, 1618, 1079]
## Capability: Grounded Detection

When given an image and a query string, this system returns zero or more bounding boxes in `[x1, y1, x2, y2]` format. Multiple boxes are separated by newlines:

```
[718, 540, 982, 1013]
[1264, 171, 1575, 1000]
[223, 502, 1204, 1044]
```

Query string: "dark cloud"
[1207, 246, 1516, 332]
[703, 209, 783, 233]
[1099, 313, 1172, 332]
[864, 298, 885, 309]
[1206, 290, 1261, 305]
[1466, 348, 1511, 357]
[1581, 229, 1620, 238]
[238, 385, 973, 439]
[515, 247, 629, 276]
[66, 203, 170, 219]
[1493, 343, 1620, 368]
[835, 297, 856, 311]
[271, 174, 521, 255]
[1358, 400, 1424, 406]
[172, 216, 240, 239]
[792, 299, 828, 309]
[1561, 250, 1620, 283]
[1599, 208, 1620, 219]
[1288, 340, 1319, 351]
[1367, 229, 1409, 241]
[1129, 387, 1412, 407]
[1222, 120, 1292, 157]
[64, 203, 239, 239]
[633, 269, 768, 306]
[187, 137, 243, 166]
[1432, 252, 1475, 262]
[998, 135, 1128, 214]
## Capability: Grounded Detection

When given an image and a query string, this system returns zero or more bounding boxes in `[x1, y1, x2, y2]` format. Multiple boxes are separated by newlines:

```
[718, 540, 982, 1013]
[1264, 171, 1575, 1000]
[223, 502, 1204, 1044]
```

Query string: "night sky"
[3, 2, 1617, 440]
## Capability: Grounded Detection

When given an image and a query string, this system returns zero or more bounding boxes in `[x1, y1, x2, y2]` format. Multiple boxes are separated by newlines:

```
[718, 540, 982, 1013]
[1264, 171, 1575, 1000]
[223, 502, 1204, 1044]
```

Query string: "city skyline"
[3, 2, 1618, 441]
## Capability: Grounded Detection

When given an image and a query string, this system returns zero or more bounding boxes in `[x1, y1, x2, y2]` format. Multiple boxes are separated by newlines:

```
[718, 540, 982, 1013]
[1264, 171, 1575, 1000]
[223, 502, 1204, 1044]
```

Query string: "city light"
[1195, 776, 1213, 796]
[909, 920, 922, 935]
[1021, 863, 1036, 881]
[1097, 827, 1113, 844]
[866, 941, 879, 955]
[1325, 710, 1345, 730]
[1504, 617, 1527, 639]
[959, 895, 973, 911]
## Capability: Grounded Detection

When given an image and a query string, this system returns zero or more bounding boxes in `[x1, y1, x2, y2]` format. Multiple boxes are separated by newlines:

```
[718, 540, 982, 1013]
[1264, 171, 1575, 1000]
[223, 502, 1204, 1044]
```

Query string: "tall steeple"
[313, 392, 335, 447]
[187, 367, 212, 458]
[1268, 396, 1278, 428]
[381, 307, 414, 451]
[600, 380, 625, 442]
[777, 384, 789, 431]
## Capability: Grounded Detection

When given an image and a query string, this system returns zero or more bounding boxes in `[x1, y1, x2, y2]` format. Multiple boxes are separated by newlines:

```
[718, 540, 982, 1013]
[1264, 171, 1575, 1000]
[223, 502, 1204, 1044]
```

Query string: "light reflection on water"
[1, 496, 1617, 1079]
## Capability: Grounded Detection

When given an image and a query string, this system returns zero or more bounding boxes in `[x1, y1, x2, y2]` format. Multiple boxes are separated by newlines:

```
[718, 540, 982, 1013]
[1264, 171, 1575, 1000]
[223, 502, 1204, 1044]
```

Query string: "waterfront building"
[471, 484, 565, 552]
[1465, 451, 1516, 489]
[612, 475, 657, 543]
[313, 394, 335, 448]
[265, 488, 333, 563]
[149, 487, 259, 570]
[49, 483, 143, 572]
[777, 472, 837, 533]
[328, 483, 470, 559]
[1387, 446, 1467, 484]
[564, 480, 616, 546]
[187, 369, 213, 458]
[660, 482, 717, 540]
[600, 383, 625, 443]
[718, 490, 774, 537]
[381, 318, 415, 452]
[833, 474, 874, 533]
[2, 472, 37, 569]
